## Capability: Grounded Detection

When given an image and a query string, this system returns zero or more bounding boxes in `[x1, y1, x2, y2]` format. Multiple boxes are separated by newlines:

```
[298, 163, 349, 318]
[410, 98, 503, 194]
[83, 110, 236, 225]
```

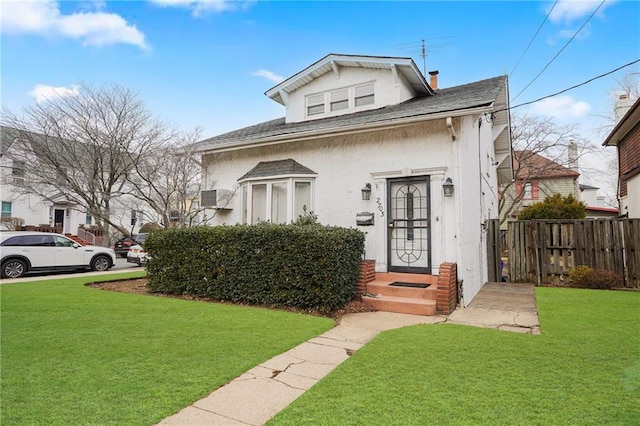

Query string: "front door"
[387, 177, 431, 273]
[54, 209, 65, 231]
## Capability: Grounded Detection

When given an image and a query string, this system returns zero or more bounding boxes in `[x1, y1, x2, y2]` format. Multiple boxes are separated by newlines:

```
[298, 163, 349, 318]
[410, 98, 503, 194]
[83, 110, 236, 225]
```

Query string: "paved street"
[0, 258, 141, 284]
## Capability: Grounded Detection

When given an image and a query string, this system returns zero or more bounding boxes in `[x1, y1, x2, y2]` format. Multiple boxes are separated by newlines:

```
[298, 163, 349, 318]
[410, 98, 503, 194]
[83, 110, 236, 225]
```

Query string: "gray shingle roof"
[238, 159, 316, 181]
[195, 75, 507, 152]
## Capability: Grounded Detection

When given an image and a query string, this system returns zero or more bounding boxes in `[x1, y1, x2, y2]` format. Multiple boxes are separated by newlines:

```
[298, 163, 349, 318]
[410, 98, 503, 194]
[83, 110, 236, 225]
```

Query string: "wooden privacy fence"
[490, 219, 639, 287]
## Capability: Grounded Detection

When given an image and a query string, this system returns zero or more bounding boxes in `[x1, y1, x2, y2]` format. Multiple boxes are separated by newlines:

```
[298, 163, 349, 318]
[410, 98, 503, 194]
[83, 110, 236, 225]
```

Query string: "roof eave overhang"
[200, 104, 493, 154]
[238, 173, 319, 184]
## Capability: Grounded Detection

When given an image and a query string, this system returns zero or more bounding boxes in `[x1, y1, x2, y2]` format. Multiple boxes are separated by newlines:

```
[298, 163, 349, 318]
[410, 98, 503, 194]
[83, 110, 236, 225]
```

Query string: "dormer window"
[305, 82, 376, 118]
[307, 94, 324, 115]
[354, 83, 374, 107]
[330, 89, 349, 112]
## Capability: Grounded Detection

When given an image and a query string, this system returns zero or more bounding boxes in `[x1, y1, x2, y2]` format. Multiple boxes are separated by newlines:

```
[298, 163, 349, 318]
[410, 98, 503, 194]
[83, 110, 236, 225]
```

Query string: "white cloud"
[149, 0, 251, 17]
[557, 26, 591, 40]
[251, 69, 284, 84]
[549, 0, 615, 23]
[29, 84, 80, 104]
[529, 96, 592, 119]
[0, 0, 148, 49]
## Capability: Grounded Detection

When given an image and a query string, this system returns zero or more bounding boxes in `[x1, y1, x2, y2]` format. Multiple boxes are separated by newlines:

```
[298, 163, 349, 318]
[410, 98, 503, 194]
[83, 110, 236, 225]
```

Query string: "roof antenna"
[421, 39, 426, 76]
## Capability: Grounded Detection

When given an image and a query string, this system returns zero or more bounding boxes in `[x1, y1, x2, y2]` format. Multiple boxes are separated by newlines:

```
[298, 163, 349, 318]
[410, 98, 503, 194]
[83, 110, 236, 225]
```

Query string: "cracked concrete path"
[447, 282, 540, 334]
[158, 282, 539, 425]
[158, 313, 443, 426]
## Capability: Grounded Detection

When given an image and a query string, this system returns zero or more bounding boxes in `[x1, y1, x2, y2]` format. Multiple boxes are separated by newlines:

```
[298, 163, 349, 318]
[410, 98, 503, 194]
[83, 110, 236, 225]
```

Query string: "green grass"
[0, 272, 334, 425]
[270, 287, 640, 425]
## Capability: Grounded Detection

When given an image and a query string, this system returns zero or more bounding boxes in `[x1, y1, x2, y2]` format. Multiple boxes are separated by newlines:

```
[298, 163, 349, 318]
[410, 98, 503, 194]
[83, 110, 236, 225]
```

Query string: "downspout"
[450, 117, 463, 305]
[478, 115, 485, 235]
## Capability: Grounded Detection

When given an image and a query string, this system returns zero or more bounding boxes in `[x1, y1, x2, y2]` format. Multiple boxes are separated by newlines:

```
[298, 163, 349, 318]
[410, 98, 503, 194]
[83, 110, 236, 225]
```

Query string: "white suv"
[0, 232, 116, 279]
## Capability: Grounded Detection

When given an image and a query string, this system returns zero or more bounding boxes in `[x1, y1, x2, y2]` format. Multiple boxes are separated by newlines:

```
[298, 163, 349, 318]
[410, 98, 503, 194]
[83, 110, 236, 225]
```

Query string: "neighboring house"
[580, 184, 619, 218]
[603, 95, 640, 218]
[0, 127, 149, 242]
[0, 129, 89, 234]
[500, 150, 580, 224]
[193, 53, 512, 306]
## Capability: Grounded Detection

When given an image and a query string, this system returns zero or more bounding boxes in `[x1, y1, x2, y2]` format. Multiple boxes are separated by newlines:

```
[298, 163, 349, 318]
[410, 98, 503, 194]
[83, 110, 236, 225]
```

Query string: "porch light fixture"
[361, 183, 372, 200]
[442, 178, 454, 197]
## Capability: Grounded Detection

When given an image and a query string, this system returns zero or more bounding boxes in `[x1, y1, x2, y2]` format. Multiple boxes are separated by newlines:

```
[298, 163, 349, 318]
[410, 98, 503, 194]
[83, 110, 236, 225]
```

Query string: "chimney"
[567, 140, 580, 198]
[568, 140, 578, 172]
[429, 70, 439, 90]
[614, 94, 634, 124]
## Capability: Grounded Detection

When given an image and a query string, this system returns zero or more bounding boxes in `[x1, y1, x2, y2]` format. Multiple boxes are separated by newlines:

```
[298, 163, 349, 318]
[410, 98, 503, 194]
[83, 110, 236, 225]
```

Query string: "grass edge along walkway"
[269, 287, 640, 425]
[0, 272, 334, 425]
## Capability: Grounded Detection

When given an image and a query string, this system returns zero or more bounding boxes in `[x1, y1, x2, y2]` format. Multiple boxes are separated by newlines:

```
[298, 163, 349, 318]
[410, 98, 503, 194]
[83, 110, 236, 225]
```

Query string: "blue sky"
[1, 1, 638, 158]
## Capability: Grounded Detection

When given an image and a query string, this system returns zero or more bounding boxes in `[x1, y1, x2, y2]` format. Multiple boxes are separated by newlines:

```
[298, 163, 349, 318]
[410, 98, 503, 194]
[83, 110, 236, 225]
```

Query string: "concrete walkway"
[159, 282, 539, 425]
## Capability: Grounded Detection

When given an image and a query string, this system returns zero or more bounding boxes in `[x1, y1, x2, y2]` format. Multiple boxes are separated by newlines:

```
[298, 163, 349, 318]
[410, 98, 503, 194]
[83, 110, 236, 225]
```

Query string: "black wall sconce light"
[361, 183, 372, 200]
[442, 177, 454, 197]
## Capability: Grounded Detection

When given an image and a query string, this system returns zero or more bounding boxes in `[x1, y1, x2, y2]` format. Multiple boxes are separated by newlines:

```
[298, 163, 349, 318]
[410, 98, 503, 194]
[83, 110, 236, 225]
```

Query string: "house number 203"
[376, 197, 384, 217]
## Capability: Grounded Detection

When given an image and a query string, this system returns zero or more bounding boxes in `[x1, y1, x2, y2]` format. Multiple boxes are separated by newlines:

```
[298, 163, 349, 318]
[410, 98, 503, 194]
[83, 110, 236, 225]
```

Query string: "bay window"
[241, 179, 313, 224]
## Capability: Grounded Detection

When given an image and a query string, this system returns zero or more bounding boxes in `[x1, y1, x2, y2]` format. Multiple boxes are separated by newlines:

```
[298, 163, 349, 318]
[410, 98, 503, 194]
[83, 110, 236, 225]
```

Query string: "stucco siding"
[203, 115, 493, 306]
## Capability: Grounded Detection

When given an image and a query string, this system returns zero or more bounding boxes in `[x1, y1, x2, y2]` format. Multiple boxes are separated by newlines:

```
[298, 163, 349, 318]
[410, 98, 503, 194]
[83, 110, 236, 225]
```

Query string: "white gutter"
[199, 104, 494, 154]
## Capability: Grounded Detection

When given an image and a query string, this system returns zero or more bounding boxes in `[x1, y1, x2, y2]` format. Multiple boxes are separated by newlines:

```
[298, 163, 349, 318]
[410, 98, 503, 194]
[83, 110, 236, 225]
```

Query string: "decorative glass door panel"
[387, 177, 431, 273]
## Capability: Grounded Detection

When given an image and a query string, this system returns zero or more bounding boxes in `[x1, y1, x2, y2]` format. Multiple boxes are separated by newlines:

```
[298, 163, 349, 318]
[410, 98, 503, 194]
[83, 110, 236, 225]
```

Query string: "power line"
[512, 0, 606, 101]
[499, 58, 640, 113]
[510, 0, 558, 78]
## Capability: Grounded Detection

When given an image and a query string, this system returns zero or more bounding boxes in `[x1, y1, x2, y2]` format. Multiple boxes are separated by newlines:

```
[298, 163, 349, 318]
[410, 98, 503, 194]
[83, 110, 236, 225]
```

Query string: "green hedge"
[145, 224, 365, 311]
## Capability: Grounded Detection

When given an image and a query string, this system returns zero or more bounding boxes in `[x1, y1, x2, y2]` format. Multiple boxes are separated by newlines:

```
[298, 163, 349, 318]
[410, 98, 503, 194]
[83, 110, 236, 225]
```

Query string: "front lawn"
[0, 272, 334, 425]
[270, 287, 640, 425]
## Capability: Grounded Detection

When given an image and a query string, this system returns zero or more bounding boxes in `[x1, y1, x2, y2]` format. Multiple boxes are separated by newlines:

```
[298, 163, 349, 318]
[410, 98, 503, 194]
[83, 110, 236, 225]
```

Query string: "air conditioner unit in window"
[201, 189, 233, 209]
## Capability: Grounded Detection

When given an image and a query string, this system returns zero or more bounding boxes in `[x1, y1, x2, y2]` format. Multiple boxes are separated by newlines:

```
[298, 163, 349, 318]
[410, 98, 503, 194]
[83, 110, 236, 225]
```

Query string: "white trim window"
[354, 83, 374, 107]
[306, 94, 325, 116]
[241, 178, 313, 224]
[1, 201, 12, 220]
[330, 88, 349, 112]
[305, 81, 375, 118]
[12, 160, 25, 184]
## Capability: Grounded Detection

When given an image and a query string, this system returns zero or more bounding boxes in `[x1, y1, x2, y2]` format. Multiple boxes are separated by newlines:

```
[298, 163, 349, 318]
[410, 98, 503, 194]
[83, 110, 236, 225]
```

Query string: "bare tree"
[123, 128, 219, 228]
[1, 83, 173, 243]
[499, 113, 595, 224]
[614, 71, 640, 101]
[592, 70, 640, 137]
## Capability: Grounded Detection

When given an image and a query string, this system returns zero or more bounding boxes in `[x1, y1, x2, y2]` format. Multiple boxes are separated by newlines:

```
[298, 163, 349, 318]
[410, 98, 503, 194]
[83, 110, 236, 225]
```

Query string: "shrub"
[291, 208, 320, 227]
[138, 222, 161, 233]
[568, 265, 593, 287]
[145, 224, 365, 311]
[568, 265, 622, 289]
[518, 194, 586, 220]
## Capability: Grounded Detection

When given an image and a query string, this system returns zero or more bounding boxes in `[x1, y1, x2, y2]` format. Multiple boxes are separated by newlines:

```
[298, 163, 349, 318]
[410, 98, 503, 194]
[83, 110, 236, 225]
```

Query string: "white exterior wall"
[285, 67, 416, 123]
[0, 185, 89, 233]
[0, 189, 48, 228]
[448, 114, 499, 304]
[621, 174, 640, 218]
[203, 115, 494, 305]
[580, 187, 599, 206]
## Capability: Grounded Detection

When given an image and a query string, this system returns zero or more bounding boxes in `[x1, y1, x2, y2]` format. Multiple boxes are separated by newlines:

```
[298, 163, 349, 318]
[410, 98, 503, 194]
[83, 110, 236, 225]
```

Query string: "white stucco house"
[194, 54, 512, 307]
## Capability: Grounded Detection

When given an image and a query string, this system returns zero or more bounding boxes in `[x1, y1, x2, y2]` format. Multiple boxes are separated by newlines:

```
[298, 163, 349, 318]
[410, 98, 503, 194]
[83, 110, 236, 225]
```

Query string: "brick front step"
[362, 294, 437, 316]
[362, 271, 440, 316]
[357, 264, 457, 316]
